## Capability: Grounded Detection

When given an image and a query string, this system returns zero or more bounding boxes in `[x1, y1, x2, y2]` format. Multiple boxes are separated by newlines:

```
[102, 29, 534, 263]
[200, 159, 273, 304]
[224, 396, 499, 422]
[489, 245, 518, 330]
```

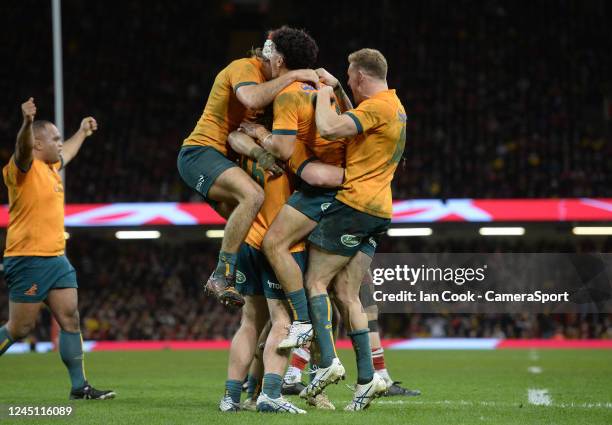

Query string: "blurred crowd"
[1, 0, 610, 203]
[0, 237, 609, 341]
[0, 1, 611, 342]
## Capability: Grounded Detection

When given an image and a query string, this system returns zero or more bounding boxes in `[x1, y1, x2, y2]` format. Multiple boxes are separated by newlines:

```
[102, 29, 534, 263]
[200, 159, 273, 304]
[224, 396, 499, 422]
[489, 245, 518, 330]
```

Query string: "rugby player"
[0, 98, 115, 400]
[220, 26, 346, 414]
[239, 53, 352, 352]
[177, 37, 319, 308]
[218, 136, 306, 413]
[283, 268, 421, 397]
[301, 48, 407, 411]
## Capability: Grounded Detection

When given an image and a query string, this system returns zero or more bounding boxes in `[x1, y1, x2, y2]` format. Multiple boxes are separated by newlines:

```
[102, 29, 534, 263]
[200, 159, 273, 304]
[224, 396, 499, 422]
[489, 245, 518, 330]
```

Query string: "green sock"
[0, 325, 15, 355]
[349, 329, 374, 384]
[59, 330, 86, 390]
[309, 294, 337, 368]
[224, 379, 243, 403]
[246, 374, 261, 400]
[215, 251, 237, 278]
[286, 288, 310, 322]
[262, 373, 282, 399]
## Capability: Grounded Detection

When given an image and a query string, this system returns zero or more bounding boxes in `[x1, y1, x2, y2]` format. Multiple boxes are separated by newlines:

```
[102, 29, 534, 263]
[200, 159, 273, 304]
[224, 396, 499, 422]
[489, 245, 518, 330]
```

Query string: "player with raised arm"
[300, 48, 407, 411]
[0, 98, 115, 400]
[177, 40, 319, 308]
[238, 32, 352, 350]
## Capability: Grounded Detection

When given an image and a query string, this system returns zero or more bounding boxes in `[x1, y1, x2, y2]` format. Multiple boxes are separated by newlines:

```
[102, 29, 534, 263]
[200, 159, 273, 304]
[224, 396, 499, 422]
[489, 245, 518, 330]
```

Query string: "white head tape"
[262, 39, 275, 60]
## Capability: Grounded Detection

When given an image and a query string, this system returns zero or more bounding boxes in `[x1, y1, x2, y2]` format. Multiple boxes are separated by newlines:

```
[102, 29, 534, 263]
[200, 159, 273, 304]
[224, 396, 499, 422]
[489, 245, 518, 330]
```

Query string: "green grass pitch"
[1, 349, 611, 424]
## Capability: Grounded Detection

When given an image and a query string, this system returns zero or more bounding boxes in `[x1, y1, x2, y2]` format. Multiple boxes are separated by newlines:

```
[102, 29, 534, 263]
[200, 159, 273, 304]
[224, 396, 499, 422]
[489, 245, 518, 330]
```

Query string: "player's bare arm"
[62, 117, 98, 166]
[236, 69, 319, 110]
[315, 85, 359, 140]
[227, 131, 284, 176]
[240, 121, 343, 188]
[240, 121, 295, 161]
[15, 97, 36, 171]
[299, 161, 344, 188]
[316, 68, 353, 112]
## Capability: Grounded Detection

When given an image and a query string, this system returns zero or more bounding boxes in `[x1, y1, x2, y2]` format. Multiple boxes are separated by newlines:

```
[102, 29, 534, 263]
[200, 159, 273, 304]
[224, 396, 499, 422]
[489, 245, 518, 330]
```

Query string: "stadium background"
[0, 0, 611, 346]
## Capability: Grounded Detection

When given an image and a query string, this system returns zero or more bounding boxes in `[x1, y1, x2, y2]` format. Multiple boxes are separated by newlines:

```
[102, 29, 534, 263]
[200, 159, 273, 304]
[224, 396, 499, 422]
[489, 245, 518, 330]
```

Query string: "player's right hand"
[291, 69, 320, 88]
[318, 84, 335, 97]
[240, 121, 267, 140]
[21, 97, 36, 123]
[315, 68, 339, 89]
[254, 149, 284, 177]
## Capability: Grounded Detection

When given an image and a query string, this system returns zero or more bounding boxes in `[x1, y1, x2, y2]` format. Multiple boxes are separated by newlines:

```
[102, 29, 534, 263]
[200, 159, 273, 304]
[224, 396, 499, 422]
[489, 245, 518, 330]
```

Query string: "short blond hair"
[348, 48, 387, 80]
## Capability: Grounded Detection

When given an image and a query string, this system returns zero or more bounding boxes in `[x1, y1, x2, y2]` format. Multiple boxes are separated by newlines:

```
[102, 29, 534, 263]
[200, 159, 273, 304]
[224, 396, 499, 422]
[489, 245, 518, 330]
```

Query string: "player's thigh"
[7, 301, 43, 336]
[344, 252, 373, 295]
[305, 245, 352, 290]
[208, 166, 262, 205]
[263, 205, 317, 251]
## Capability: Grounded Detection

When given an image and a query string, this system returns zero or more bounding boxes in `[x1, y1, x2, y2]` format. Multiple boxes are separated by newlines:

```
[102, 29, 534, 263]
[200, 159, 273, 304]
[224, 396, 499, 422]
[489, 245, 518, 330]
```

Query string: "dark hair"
[270, 26, 318, 70]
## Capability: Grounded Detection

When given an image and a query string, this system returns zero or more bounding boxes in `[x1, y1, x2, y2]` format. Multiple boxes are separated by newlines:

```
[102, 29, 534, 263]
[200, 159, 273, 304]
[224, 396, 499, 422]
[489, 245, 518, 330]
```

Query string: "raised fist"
[21, 98, 36, 123]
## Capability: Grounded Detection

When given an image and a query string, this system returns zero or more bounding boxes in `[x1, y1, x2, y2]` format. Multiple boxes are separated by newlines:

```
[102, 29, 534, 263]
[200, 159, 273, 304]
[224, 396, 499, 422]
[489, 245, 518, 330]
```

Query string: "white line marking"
[373, 399, 612, 409]
[528, 366, 542, 374]
[528, 389, 552, 406]
[528, 350, 540, 361]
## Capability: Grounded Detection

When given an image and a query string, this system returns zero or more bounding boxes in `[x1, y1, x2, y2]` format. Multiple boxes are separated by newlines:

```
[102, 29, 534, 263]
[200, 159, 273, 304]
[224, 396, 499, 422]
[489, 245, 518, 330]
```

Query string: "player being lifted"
[177, 36, 319, 308]
[0, 98, 115, 400]
[220, 26, 344, 414]
[300, 48, 407, 411]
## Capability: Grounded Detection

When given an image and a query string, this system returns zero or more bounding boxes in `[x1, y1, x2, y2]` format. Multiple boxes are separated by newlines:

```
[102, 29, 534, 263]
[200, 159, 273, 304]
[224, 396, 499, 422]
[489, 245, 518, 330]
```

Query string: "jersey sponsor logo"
[236, 270, 246, 284]
[24, 283, 38, 296]
[321, 202, 331, 212]
[267, 280, 281, 290]
[340, 234, 361, 248]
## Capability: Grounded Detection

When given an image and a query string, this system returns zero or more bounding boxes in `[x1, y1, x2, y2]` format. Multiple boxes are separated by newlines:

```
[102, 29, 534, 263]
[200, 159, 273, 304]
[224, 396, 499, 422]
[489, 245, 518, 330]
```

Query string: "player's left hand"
[80, 117, 98, 137]
[240, 121, 267, 140]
